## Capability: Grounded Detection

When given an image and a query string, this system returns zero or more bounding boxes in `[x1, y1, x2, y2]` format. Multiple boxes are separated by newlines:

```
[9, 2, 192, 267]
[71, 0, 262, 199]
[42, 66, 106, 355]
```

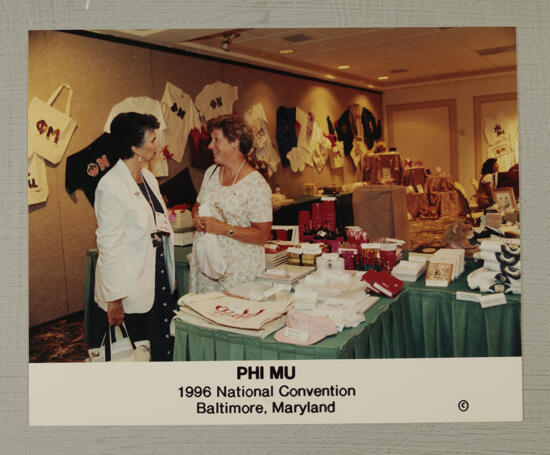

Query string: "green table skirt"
[407, 286, 521, 357]
[173, 290, 415, 361]
[403, 257, 521, 357]
[172, 258, 521, 360]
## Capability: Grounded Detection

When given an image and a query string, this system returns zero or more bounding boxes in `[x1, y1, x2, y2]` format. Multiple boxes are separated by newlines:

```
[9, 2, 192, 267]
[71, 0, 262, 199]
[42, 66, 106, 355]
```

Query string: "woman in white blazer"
[94, 112, 176, 361]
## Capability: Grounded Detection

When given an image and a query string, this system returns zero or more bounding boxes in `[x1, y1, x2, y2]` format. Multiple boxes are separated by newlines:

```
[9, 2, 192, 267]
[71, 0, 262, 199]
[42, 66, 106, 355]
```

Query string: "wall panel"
[28, 31, 67, 326]
[389, 104, 455, 178]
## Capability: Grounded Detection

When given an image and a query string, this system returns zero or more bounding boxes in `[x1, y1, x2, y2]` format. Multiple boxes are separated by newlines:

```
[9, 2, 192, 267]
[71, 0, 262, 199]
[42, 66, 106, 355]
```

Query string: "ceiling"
[89, 27, 517, 91]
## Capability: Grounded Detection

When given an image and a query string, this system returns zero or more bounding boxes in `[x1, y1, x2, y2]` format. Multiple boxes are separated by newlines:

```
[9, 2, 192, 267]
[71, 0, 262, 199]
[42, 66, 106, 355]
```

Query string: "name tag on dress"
[155, 212, 171, 234]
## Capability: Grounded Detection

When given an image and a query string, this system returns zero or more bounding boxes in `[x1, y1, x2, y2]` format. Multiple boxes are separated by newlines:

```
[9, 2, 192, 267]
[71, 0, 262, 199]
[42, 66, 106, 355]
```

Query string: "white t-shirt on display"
[104, 96, 169, 177]
[160, 81, 202, 163]
[195, 81, 238, 122]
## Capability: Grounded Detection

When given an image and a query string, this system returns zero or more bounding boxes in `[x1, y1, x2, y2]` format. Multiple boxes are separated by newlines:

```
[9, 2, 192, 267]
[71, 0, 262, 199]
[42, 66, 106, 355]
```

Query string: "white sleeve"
[194, 84, 212, 120]
[152, 99, 167, 132]
[104, 101, 123, 133]
[94, 178, 128, 302]
[176, 97, 202, 160]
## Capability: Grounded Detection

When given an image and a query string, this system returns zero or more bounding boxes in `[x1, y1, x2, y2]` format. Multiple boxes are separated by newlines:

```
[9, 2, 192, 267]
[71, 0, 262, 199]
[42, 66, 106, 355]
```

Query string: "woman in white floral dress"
[189, 115, 273, 293]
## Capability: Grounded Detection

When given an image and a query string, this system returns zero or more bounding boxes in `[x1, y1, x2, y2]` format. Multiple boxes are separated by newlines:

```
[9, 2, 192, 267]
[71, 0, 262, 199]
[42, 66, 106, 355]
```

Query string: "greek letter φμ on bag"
[28, 84, 77, 164]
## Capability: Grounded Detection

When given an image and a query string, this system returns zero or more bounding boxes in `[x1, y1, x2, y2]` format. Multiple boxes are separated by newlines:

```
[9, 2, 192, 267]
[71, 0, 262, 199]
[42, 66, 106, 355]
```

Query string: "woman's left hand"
[199, 216, 227, 235]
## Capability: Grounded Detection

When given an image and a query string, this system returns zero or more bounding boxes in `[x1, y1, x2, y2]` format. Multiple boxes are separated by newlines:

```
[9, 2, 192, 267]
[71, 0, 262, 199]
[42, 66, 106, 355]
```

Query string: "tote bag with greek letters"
[28, 84, 77, 164]
[28, 153, 49, 205]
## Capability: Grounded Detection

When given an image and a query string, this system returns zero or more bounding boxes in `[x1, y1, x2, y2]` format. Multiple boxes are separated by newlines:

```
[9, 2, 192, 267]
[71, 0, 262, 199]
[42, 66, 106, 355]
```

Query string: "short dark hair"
[481, 158, 498, 175]
[206, 115, 254, 155]
[109, 112, 160, 160]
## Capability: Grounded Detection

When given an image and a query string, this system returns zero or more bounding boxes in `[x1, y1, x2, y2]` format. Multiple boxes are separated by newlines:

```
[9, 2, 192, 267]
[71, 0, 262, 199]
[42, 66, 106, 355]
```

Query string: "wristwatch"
[227, 226, 235, 237]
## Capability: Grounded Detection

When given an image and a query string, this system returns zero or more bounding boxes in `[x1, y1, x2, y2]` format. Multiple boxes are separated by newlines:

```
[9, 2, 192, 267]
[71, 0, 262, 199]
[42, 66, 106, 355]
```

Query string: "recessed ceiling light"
[325, 74, 335, 79]
[378, 76, 389, 80]
[279, 49, 294, 54]
[367, 84, 375, 88]
[337, 65, 350, 69]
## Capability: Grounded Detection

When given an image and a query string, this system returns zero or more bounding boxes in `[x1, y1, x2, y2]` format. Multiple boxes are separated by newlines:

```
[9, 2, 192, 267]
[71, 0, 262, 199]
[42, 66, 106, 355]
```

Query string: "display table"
[84, 250, 521, 359]
[403, 167, 427, 188]
[424, 175, 466, 218]
[363, 152, 403, 184]
[172, 258, 520, 361]
[173, 290, 415, 361]
[406, 192, 430, 218]
[84, 245, 192, 345]
[352, 185, 410, 248]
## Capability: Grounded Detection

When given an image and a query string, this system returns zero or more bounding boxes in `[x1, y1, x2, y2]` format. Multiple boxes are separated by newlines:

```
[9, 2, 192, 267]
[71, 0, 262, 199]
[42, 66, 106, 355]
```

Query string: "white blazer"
[93, 159, 175, 314]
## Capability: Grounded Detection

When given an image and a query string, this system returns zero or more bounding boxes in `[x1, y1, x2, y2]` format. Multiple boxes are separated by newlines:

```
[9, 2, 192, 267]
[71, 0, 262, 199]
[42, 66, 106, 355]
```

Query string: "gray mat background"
[2, 0, 549, 453]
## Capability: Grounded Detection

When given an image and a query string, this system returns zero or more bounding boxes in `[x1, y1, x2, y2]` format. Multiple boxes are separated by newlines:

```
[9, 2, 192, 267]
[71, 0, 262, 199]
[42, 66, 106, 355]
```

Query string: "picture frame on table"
[493, 186, 518, 212]
[425, 261, 454, 287]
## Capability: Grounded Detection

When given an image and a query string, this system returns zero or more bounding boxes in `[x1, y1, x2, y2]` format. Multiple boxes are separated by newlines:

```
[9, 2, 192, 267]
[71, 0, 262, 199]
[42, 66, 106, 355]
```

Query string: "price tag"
[284, 327, 309, 342]
[156, 212, 172, 234]
[480, 293, 507, 308]
[456, 291, 482, 303]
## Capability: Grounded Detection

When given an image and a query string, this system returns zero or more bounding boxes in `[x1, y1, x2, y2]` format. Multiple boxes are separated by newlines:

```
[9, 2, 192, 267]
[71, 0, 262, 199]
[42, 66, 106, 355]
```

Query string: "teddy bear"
[441, 220, 480, 257]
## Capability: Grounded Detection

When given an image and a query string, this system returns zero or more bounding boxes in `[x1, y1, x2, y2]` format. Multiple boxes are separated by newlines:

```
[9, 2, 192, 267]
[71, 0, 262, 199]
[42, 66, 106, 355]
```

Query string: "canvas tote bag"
[28, 152, 49, 205]
[28, 84, 77, 164]
[87, 323, 151, 363]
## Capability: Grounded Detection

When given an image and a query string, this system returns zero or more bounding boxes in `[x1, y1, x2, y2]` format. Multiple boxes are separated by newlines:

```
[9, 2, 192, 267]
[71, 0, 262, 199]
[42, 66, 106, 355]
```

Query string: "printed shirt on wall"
[160, 81, 202, 163]
[194, 81, 238, 122]
[244, 102, 280, 176]
[287, 108, 330, 173]
[103, 96, 169, 177]
[65, 133, 118, 206]
[483, 113, 519, 171]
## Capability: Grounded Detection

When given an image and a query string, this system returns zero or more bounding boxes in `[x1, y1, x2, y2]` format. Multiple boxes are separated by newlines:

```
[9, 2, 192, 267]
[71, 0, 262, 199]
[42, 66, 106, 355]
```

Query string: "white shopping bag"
[28, 84, 77, 164]
[87, 324, 150, 362]
[194, 204, 227, 280]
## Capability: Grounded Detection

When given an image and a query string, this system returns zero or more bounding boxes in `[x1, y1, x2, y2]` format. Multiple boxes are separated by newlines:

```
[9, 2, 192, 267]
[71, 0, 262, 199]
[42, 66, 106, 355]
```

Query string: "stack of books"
[432, 248, 464, 280]
[391, 260, 426, 282]
[408, 246, 439, 263]
[256, 263, 316, 286]
[361, 269, 404, 298]
[265, 243, 289, 269]
[425, 248, 465, 287]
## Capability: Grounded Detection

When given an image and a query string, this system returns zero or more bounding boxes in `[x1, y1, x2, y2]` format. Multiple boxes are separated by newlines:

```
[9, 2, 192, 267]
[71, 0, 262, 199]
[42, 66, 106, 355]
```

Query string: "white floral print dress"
[189, 165, 273, 294]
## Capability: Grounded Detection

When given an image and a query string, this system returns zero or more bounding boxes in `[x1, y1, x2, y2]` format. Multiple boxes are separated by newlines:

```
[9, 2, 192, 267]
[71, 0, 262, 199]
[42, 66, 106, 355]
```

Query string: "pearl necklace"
[221, 159, 246, 186]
